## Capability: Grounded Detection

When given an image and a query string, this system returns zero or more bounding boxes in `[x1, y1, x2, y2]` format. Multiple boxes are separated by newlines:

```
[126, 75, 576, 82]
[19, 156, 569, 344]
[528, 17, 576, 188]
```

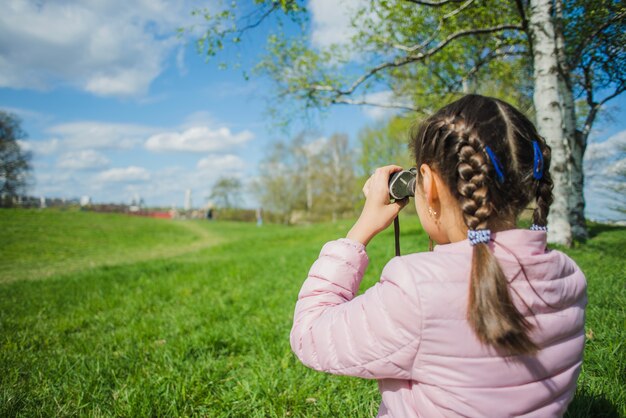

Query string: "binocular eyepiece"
[388, 168, 417, 200]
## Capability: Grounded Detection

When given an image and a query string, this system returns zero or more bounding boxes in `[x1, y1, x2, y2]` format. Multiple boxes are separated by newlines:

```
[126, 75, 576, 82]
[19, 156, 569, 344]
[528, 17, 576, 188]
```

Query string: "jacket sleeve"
[290, 238, 422, 380]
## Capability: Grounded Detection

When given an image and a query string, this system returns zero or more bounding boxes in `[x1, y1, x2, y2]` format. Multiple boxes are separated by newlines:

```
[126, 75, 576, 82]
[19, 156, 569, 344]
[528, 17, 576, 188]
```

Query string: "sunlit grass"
[0, 209, 623, 416]
[0, 209, 222, 283]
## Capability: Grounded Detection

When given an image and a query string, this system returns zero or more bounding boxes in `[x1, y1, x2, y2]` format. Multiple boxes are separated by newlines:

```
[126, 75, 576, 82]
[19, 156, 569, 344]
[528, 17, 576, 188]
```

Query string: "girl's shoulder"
[383, 250, 471, 285]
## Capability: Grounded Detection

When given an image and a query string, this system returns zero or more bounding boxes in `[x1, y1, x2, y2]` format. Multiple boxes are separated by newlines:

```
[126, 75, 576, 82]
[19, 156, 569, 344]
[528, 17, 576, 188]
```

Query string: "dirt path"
[1, 220, 223, 284]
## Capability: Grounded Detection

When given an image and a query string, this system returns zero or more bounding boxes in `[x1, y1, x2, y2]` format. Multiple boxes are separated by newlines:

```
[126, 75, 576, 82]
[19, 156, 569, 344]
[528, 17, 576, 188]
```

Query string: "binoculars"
[389, 168, 417, 200]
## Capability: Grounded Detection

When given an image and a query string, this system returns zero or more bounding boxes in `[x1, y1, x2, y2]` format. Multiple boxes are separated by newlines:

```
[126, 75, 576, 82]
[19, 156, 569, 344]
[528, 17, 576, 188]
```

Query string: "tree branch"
[403, 0, 465, 6]
[583, 64, 595, 110]
[234, 3, 279, 38]
[581, 81, 626, 145]
[569, 10, 626, 69]
[442, 0, 476, 20]
[393, 0, 477, 53]
[513, 0, 528, 32]
[331, 97, 420, 112]
[327, 24, 524, 98]
[454, 46, 527, 90]
[597, 83, 626, 108]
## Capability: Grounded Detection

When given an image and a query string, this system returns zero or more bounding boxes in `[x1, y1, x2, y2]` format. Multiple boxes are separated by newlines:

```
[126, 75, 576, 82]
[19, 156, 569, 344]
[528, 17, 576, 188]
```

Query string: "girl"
[290, 95, 587, 417]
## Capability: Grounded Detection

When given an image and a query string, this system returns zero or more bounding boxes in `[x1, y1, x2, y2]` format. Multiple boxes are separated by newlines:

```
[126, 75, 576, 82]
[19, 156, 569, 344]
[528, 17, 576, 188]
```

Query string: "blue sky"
[1, 0, 624, 220]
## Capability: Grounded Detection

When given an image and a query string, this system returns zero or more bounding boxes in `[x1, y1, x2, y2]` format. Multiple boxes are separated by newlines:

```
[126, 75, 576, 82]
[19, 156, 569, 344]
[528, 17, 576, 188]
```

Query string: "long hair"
[410, 94, 554, 355]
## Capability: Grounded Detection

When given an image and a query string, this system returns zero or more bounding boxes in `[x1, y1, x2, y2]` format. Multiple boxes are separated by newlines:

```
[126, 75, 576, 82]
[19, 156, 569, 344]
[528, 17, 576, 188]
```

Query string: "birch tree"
[193, 0, 625, 244]
[255, 138, 308, 224]
[255, 133, 358, 222]
[315, 133, 358, 221]
[527, 0, 572, 244]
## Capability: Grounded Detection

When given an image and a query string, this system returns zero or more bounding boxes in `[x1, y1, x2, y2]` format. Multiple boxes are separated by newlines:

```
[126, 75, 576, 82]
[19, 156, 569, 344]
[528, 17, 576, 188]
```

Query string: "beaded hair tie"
[468, 229, 491, 246]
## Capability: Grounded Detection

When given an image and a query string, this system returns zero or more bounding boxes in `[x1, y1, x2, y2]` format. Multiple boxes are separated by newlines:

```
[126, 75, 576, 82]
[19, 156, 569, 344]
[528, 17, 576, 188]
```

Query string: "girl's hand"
[347, 165, 409, 246]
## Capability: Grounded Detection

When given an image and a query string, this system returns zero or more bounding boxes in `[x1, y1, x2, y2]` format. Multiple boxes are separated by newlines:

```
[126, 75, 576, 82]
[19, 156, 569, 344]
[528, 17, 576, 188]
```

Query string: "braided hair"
[410, 94, 553, 355]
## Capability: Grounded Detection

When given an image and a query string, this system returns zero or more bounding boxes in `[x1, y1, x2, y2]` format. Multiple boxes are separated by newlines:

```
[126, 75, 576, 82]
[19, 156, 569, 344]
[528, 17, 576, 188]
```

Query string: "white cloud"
[309, 0, 367, 48]
[96, 166, 151, 183]
[120, 162, 248, 208]
[17, 121, 157, 158]
[360, 90, 412, 120]
[585, 130, 626, 163]
[176, 46, 188, 76]
[181, 111, 217, 129]
[145, 126, 254, 153]
[32, 170, 78, 197]
[606, 158, 626, 176]
[57, 150, 110, 170]
[47, 122, 157, 150]
[0, 106, 52, 125]
[197, 154, 246, 171]
[303, 136, 328, 155]
[583, 129, 626, 222]
[0, 0, 200, 97]
[18, 138, 62, 155]
[23, 112, 256, 206]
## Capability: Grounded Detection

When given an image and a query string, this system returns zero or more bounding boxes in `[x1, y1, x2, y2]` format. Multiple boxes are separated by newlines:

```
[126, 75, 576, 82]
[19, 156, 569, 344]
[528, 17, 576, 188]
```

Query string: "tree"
[254, 133, 358, 223]
[194, 0, 625, 244]
[0, 111, 32, 207]
[254, 137, 308, 224]
[315, 133, 358, 221]
[358, 116, 415, 177]
[527, 0, 572, 243]
[210, 176, 243, 208]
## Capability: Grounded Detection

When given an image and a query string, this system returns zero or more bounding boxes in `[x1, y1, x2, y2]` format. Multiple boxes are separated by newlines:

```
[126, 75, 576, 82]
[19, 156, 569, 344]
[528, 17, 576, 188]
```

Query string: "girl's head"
[410, 94, 554, 355]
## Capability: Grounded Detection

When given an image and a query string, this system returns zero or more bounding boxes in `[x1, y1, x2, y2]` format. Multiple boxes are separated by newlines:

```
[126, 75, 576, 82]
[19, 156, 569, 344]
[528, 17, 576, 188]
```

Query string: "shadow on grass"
[565, 391, 621, 418]
[587, 222, 626, 240]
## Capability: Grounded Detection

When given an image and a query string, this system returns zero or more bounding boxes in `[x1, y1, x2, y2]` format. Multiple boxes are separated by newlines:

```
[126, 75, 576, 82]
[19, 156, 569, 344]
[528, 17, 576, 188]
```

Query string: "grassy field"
[0, 209, 624, 417]
[0, 210, 223, 283]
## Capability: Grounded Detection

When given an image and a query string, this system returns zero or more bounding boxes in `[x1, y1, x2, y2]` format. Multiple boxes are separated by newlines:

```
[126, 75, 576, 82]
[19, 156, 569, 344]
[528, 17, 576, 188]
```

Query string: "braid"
[455, 132, 492, 231]
[410, 94, 548, 356]
[533, 142, 554, 226]
[447, 120, 538, 356]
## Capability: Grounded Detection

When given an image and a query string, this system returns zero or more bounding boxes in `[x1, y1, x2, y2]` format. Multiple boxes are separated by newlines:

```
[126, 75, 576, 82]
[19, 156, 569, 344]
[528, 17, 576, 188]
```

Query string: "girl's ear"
[419, 163, 439, 206]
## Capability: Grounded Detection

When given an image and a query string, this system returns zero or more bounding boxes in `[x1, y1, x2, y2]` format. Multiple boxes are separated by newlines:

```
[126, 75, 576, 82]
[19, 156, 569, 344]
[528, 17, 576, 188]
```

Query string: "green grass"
[0, 209, 221, 283]
[0, 209, 624, 417]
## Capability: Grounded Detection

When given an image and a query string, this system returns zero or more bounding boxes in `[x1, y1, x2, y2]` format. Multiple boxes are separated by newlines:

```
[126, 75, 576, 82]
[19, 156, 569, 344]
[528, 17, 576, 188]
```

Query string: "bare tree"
[315, 134, 358, 221]
[210, 176, 243, 209]
[255, 138, 308, 224]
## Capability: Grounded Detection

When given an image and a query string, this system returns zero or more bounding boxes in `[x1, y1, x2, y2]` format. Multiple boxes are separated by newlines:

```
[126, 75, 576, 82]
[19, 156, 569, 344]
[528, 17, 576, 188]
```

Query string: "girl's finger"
[362, 177, 372, 197]
[373, 165, 404, 186]
[396, 197, 410, 209]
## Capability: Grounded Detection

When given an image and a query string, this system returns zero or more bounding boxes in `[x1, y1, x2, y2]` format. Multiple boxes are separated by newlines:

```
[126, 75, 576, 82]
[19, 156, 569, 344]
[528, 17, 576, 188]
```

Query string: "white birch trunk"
[528, 0, 572, 245]
[558, 81, 586, 239]
[554, 0, 587, 240]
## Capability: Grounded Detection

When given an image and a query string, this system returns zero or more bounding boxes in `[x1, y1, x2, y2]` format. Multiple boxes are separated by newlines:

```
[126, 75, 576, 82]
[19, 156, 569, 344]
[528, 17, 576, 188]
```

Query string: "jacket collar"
[433, 229, 548, 257]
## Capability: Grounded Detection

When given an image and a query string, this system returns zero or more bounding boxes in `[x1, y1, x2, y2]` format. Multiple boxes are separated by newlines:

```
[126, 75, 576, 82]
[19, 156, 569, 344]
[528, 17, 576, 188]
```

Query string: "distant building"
[80, 196, 91, 207]
[129, 193, 143, 212]
[184, 189, 192, 211]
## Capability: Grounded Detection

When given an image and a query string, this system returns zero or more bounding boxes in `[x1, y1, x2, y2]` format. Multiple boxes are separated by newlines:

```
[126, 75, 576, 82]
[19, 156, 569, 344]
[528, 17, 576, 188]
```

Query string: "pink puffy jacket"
[290, 230, 587, 417]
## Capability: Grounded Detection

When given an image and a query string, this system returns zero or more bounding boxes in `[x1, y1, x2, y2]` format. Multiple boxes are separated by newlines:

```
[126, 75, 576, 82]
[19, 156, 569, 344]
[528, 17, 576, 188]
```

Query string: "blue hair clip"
[532, 141, 544, 180]
[468, 229, 491, 245]
[484, 146, 505, 184]
[530, 224, 547, 231]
